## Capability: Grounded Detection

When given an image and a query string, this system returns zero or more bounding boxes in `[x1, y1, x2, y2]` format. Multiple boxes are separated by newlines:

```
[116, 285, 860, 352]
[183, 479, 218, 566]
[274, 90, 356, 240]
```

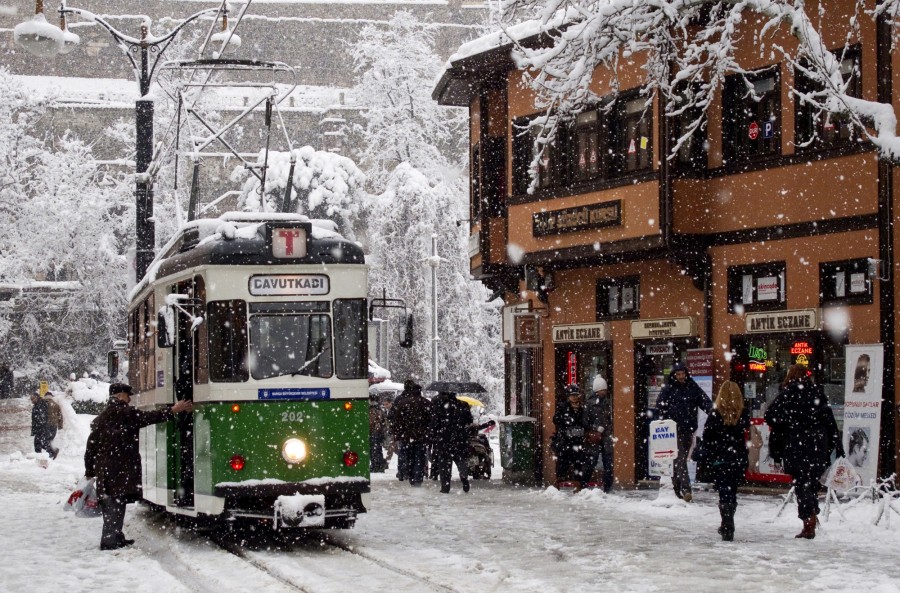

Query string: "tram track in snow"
[211, 528, 464, 593]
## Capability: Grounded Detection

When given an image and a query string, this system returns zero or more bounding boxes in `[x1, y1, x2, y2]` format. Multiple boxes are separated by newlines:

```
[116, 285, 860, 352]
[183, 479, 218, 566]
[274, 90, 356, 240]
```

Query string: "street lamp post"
[15, 1, 229, 282]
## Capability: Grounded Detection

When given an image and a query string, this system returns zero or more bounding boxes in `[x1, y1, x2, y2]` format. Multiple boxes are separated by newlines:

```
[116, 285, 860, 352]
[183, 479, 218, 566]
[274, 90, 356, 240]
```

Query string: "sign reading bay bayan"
[745, 308, 818, 333]
[533, 200, 621, 237]
[631, 317, 694, 339]
[648, 419, 678, 477]
[552, 322, 608, 343]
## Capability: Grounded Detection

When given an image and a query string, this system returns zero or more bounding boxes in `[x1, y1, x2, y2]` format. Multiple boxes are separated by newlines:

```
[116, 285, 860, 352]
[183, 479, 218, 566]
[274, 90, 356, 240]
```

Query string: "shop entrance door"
[634, 339, 698, 481]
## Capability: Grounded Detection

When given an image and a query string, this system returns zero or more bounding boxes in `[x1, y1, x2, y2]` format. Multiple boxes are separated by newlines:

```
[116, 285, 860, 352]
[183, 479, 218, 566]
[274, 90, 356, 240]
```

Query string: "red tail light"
[231, 403, 241, 413]
[344, 401, 353, 411]
[229, 455, 245, 471]
[343, 451, 359, 467]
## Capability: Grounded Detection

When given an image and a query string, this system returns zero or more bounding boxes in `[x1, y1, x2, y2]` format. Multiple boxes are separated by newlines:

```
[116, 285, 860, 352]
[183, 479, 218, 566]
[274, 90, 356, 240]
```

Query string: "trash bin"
[499, 415, 536, 484]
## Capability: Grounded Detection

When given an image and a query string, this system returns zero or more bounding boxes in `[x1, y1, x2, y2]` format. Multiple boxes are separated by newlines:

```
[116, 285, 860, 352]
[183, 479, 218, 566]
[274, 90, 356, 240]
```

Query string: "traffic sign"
[748, 121, 760, 140]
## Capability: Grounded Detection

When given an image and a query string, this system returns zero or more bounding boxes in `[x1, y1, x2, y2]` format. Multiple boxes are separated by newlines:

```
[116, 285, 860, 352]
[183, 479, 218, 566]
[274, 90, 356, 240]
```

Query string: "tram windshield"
[250, 310, 333, 380]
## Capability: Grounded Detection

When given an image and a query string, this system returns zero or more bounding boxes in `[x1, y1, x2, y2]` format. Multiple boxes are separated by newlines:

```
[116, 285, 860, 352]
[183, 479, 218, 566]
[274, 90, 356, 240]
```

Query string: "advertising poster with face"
[842, 345, 883, 487]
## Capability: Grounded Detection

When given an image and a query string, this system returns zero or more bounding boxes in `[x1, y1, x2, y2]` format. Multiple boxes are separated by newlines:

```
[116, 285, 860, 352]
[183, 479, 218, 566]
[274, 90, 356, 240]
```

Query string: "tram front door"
[172, 278, 201, 508]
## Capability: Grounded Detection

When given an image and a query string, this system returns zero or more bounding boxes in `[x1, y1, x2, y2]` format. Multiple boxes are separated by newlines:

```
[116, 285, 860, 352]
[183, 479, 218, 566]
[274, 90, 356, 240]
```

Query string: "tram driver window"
[333, 299, 367, 379]
[249, 303, 333, 380]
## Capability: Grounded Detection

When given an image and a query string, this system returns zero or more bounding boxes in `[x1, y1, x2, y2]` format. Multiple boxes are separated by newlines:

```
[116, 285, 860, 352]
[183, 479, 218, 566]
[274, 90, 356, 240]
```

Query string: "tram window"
[250, 313, 333, 380]
[208, 300, 249, 382]
[334, 299, 367, 379]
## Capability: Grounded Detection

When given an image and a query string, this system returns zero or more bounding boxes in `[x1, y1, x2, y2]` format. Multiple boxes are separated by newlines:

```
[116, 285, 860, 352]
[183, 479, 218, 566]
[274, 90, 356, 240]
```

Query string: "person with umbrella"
[428, 389, 473, 494]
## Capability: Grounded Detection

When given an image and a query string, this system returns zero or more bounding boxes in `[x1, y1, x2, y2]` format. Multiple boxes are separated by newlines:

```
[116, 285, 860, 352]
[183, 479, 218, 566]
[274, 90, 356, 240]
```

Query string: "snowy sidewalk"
[2, 397, 899, 593]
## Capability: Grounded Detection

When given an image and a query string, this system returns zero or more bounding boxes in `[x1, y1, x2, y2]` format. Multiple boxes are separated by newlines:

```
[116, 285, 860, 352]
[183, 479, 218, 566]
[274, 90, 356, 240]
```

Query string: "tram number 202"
[281, 411, 305, 423]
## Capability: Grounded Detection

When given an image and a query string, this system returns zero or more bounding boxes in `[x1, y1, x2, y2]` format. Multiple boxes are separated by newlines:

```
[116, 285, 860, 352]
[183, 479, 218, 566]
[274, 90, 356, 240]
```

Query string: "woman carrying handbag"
[696, 381, 750, 541]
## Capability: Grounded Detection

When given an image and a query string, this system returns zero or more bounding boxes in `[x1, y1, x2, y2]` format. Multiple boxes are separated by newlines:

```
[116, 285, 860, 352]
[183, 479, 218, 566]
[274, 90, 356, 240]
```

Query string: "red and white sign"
[748, 121, 760, 140]
[757, 276, 779, 301]
[272, 228, 307, 258]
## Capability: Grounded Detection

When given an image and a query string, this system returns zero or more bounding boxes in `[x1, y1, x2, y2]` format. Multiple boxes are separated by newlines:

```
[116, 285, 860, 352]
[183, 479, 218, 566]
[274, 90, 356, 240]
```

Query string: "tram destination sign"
[532, 200, 621, 237]
[745, 308, 819, 333]
[249, 274, 330, 296]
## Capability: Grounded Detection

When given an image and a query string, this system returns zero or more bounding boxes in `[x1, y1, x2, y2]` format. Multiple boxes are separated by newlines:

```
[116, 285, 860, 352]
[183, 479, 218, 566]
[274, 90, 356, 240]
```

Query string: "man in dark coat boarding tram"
[85, 383, 193, 550]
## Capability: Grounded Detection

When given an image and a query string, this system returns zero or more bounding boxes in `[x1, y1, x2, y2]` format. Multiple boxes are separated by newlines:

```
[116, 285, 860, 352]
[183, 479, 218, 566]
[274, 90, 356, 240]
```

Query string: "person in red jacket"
[84, 383, 192, 550]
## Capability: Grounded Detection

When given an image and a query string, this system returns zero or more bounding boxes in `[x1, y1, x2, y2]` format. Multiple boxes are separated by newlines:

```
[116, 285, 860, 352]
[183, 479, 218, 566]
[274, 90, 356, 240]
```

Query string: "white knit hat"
[592, 376, 608, 392]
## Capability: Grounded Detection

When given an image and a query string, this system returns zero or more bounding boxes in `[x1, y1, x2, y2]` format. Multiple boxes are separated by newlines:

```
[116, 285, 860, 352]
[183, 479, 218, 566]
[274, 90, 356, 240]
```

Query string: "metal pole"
[134, 29, 155, 283]
[431, 234, 439, 383]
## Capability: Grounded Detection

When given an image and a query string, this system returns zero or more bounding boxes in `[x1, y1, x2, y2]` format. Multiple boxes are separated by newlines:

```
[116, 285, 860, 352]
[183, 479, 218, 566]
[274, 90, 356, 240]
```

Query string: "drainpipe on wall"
[876, 7, 896, 480]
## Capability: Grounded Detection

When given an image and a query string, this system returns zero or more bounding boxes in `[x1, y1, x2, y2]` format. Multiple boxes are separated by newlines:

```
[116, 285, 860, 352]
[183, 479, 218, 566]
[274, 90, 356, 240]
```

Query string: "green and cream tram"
[127, 214, 372, 529]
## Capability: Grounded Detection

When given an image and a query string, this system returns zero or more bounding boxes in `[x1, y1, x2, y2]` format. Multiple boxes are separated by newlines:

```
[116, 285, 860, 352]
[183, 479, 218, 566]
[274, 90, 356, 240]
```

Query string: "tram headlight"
[282, 438, 308, 464]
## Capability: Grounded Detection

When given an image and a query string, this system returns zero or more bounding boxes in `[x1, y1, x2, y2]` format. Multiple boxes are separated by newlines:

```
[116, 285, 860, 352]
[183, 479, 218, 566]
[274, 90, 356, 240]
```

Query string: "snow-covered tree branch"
[501, 0, 900, 164]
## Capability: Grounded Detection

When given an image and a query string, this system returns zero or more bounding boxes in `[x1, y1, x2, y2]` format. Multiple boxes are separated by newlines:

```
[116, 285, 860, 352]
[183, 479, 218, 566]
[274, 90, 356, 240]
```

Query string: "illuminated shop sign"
[748, 344, 768, 372]
[567, 351, 577, 385]
[791, 341, 814, 355]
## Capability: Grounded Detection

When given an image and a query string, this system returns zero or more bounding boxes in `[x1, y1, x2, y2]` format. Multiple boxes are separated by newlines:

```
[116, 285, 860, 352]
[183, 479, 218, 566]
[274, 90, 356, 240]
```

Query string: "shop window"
[670, 85, 706, 171]
[612, 95, 653, 174]
[596, 275, 640, 320]
[573, 109, 604, 181]
[723, 67, 781, 164]
[820, 259, 872, 306]
[795, 46, 862, 152]
[512, 117, 565, 194]
[727, 262, 787, 313]
[481, 136, 506, 216]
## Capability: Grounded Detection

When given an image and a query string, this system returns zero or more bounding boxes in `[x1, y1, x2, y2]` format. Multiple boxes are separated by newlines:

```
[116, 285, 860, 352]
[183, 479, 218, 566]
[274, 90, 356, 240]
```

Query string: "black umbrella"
[424, 381, 487, 394]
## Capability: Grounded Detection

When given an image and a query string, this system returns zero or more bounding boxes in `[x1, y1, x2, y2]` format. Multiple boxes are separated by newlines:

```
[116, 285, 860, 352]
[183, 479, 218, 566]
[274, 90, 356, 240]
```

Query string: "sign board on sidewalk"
[843, 344, 884, 487]
[649, 419, 678, 477]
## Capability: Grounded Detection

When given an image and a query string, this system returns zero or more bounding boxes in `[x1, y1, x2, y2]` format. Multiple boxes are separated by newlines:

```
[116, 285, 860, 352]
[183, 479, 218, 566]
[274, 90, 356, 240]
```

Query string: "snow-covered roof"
[433, 9, 577, 106]
[11, 74, 352, 112]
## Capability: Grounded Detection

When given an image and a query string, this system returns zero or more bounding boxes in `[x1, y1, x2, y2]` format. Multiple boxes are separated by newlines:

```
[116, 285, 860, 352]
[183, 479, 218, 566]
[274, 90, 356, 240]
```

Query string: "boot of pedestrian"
[795, 516, 816, 539]
[462, 478, 470, 493]
[719, 504, 735, 541]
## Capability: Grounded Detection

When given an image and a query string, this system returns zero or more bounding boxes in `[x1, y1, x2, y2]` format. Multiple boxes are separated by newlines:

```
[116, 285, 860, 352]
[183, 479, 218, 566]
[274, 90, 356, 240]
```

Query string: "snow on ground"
[2, 396, 899, 593]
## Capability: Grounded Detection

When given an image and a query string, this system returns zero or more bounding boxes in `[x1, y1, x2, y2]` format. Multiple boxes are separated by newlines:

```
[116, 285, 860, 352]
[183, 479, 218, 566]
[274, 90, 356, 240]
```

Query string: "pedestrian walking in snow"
[582, 376, 614, 492]
[43, 393, 63, 459]
[84, 383, 193, 550]
[551, 384, 585, 487]
[30, 391, 54, 457]
[0, 363, 13, 399]
[390, 380, 431, 486]
[655, 361, 712, 502]
[696, 380, 750, 541]
[764, 365, 843, 539]
[429, 391, 471, 493]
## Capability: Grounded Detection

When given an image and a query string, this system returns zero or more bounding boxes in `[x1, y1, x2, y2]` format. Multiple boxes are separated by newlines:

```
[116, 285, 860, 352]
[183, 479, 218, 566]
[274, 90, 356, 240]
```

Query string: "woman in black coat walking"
[700, 381, 750, 541]
[764, 365, 844, 539]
